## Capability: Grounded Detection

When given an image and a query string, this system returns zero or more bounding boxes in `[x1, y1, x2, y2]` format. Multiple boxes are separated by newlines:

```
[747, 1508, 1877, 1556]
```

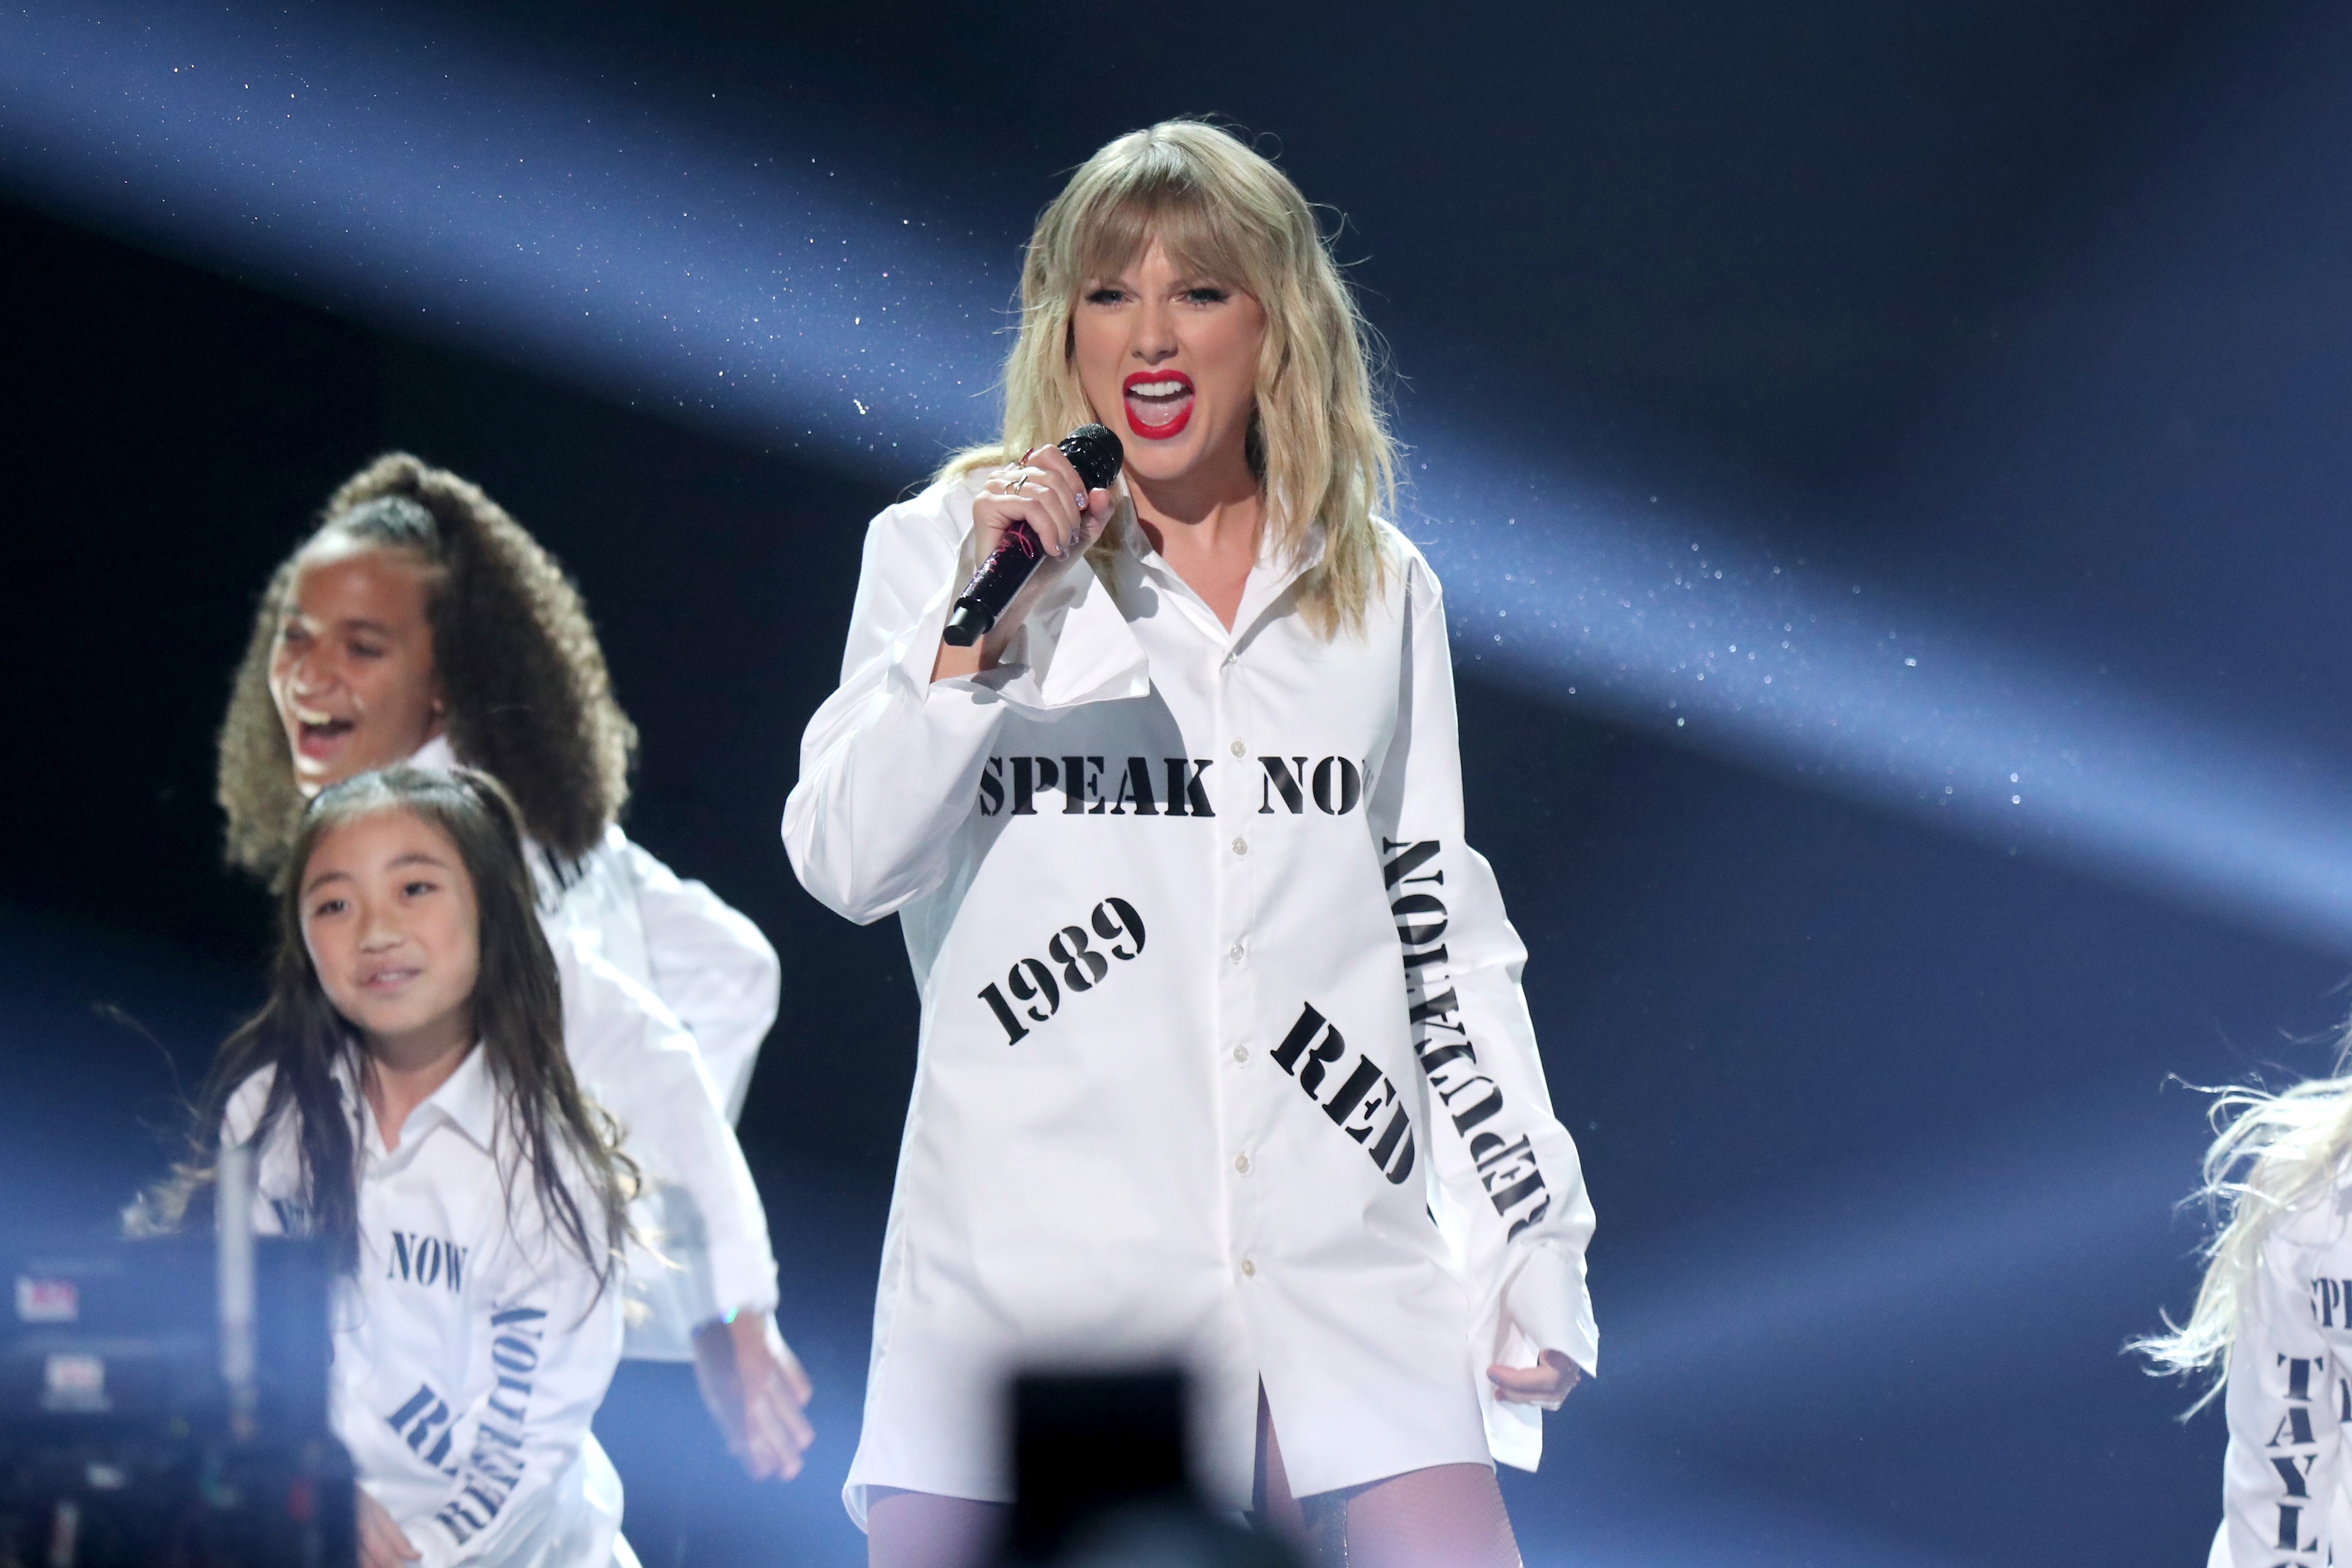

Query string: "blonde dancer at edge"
[2139, 1043, 2352, 1564]
[784, 121, 1598, 1568]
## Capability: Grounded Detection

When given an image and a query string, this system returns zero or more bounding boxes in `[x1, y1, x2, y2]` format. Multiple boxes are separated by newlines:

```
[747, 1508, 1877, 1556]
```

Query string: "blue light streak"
[0, 4, 1005, 463]
[8, 2, 2350, 954]
[1409, 423, 2352, 950]
[1, 6, 2276, 1560]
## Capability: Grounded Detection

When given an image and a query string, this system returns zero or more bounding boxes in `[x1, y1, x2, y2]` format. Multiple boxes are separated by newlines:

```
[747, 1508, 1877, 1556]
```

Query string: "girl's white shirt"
[408, 735, 780, 1360]
[226, 1049, 630, 1568]
[783, 474, 1599, 1519]
[2212, 1178, 2352, 1566]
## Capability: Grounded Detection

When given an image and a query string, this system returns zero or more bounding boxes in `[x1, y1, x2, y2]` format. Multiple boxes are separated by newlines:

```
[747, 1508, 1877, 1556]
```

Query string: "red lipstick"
[1121, 369, 1194, 441]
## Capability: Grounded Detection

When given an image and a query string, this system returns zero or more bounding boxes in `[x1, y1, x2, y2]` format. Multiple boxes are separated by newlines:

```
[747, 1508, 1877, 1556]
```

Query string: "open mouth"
[359, 965, 421, 993]
[293, 709, 356, 761]
[1122, 370, 1195, 440]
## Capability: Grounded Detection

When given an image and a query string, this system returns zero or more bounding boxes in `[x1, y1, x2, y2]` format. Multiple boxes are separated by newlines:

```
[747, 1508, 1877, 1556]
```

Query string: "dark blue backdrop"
[8, 4, 2351, 1562]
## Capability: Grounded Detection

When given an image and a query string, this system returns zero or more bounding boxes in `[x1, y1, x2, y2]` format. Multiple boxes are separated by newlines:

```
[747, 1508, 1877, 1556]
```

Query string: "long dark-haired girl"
[148, 767, 638, 1568]
[216, 456, 812, 1495]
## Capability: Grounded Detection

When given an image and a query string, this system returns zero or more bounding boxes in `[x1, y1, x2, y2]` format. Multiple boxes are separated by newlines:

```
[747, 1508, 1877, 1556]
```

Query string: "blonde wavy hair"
[944, 119, 1396, 637]
[2134, 1048, 2352, 1411]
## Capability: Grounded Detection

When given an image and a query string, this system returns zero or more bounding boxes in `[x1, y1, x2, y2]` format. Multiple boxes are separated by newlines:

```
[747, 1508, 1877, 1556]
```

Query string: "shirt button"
[1231, 837, 1248, 857]
[1230, 739, 1247, 757]
[1234, 1153, 1252, 1174]
[1228, 942, 1246, 964]
[1240, 1259, 1257, 1278]
[1232, 1045, 1250, 1063]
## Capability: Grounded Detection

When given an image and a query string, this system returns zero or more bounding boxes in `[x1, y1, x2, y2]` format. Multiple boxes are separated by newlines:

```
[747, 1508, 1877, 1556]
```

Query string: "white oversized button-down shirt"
[2210, 1179, 2352, 1566]
[410, 736, 780, 1359]
[228, 1048, 629, 1568]
[784, 475, 1599, 1519]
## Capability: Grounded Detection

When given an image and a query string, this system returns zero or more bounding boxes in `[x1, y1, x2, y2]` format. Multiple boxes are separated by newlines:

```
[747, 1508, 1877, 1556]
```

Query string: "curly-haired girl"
[218, 454, 812, 1487]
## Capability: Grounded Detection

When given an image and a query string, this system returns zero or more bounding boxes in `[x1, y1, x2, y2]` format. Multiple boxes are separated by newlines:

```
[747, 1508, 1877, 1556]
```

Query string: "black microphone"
[941, 423, 1125, 647]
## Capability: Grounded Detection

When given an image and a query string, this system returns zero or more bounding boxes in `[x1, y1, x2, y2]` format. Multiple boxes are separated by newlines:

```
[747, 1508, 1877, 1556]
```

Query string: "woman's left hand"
[691, 1311, 817, 1481]
[1486, 1349, 1582, 1409]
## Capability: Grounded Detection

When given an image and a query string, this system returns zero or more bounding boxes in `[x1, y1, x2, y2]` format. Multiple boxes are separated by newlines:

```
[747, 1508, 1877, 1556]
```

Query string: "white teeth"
[1128, 380, 1188, 399]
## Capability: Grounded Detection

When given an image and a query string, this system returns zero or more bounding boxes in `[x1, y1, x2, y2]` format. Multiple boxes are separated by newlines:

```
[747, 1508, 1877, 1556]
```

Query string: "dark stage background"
[8, 3, 2352, 1563]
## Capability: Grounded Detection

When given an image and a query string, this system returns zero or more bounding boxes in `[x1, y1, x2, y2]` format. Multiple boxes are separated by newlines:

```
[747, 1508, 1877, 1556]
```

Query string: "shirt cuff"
[399, 1499, 462, 1568]
[703, 1230, 781, 1324]
[1504, 1245, 1598, 1378]
[887, 551, 1148, 716]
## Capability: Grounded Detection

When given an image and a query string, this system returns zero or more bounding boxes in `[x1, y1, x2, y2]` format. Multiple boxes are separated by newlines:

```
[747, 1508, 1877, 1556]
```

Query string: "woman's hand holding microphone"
[931, 439, 1118, 683]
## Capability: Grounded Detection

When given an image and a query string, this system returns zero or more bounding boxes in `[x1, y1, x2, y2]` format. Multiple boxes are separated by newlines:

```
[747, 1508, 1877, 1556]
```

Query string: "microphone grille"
[1059, 424, 1125, 492]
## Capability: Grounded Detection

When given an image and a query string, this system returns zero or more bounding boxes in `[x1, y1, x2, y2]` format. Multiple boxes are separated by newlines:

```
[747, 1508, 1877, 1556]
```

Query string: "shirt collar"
[423, 1044, 500, 1150]
[1241, 518, 1328, 630]
[335, 1041, 499, 1158]
[407, 733, 460, 774]
[1118, 504, 1328, 647]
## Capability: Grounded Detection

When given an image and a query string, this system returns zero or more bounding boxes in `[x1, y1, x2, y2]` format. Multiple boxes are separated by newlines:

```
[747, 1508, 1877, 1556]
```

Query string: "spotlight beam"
[1410, 421, 2352, 952]
[5, 0, 2346, 955]
[0, 4, 1005, 464]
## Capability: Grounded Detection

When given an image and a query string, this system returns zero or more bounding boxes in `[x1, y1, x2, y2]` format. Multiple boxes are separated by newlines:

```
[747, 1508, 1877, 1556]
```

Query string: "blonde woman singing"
[784, 120, 1598, 1568]
[2140, 1045, 2352, 1565]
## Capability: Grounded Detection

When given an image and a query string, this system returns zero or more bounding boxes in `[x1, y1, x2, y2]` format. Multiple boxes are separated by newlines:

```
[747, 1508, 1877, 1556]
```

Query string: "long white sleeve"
[783, 480, 1152, 928]
[2220, 1231, 2341, 1566]
[612, 830, 781, 1124]
[550, 929, 779, 1322]
[1365, 550, 1599, 1470]
[783, 484, 1011, 925]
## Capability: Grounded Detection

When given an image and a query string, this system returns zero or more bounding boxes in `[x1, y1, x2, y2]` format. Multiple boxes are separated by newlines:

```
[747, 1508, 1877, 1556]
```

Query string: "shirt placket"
[1125, 529, 1311, 1301]
[1212, 627, 1268, 1297]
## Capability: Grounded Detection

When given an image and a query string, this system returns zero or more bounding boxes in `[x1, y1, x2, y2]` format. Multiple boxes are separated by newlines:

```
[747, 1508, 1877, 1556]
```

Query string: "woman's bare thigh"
[1337, 1462, 1519, 1568]
[866, 1488, 1007, 1568]
[1258, 1403, 1519, 1568]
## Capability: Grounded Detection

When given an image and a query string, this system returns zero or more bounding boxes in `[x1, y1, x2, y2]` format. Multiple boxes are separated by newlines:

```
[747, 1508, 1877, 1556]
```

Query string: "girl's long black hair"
[141, 766, 633, 1287]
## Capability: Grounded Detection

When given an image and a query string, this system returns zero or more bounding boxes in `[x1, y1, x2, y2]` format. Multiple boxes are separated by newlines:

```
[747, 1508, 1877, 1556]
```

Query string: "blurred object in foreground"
[0, 1235, 351, 1568]
[1005, 1370, 1297, 1568]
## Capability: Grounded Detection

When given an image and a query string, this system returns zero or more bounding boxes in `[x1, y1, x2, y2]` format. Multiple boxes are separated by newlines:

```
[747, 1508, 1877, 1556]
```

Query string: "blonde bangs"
[1067, 176, 1281, 305]
[943, 119, 1395, 638]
